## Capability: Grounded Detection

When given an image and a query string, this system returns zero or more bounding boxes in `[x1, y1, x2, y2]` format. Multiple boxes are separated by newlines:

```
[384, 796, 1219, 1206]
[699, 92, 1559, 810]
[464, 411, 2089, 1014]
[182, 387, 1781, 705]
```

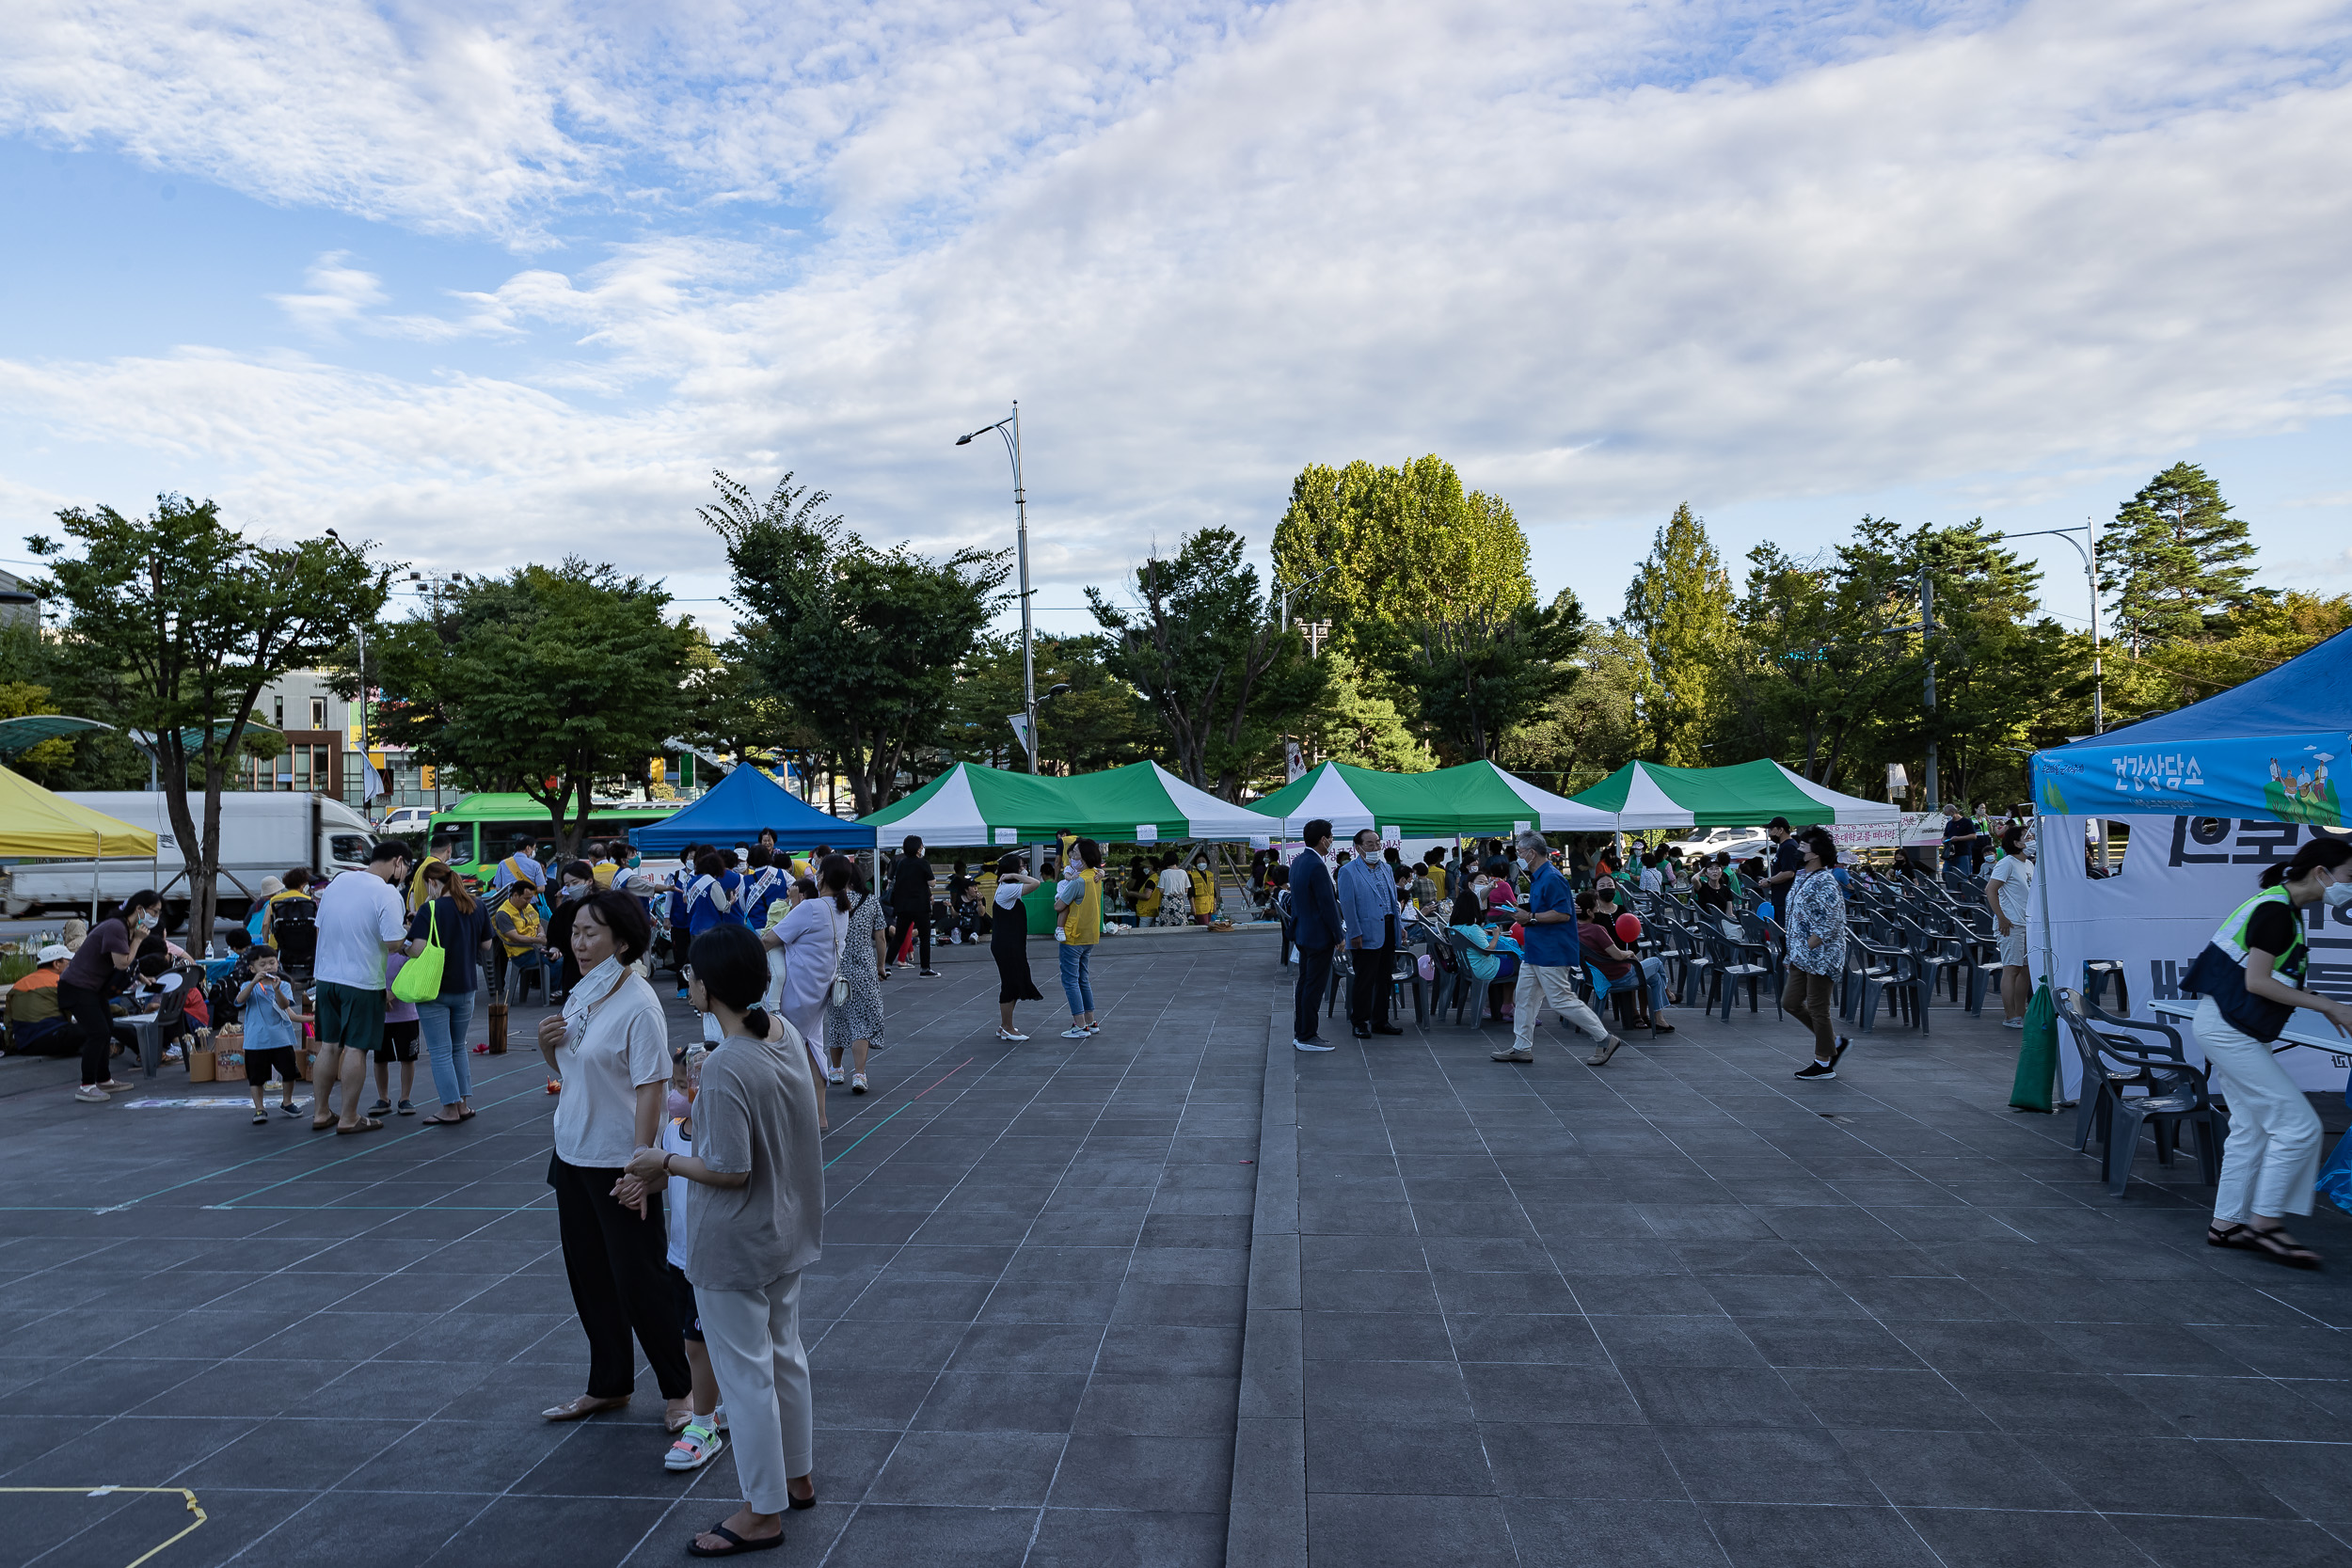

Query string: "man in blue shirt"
[1336, 827, 1406, 1039]
[1287, 820, 1343, 1053]
[1497, 830, 1623, 1067]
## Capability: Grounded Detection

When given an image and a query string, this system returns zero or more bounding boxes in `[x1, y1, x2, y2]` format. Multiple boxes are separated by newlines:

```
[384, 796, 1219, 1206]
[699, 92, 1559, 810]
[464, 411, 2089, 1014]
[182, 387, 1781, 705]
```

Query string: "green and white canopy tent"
[1248, 760, 1616, 838]
[860, 761, 1270, 847]
[1569, 759, 1899, 830]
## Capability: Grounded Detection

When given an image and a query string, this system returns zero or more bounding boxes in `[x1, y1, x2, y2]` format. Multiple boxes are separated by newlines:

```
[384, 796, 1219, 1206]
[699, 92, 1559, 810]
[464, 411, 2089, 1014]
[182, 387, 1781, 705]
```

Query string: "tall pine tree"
[1620, 503, 1735, 766]
[2101, 463, 2257, 653]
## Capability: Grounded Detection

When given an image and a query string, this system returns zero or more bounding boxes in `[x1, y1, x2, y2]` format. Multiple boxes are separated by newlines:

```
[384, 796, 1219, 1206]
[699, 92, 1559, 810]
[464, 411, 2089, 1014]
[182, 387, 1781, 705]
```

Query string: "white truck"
[1, 791, 379, 922]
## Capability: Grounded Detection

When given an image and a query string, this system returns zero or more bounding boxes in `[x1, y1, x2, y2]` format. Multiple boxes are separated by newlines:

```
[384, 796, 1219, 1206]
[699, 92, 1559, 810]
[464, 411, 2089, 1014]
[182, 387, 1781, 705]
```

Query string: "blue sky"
[2, 0, 2347, 644]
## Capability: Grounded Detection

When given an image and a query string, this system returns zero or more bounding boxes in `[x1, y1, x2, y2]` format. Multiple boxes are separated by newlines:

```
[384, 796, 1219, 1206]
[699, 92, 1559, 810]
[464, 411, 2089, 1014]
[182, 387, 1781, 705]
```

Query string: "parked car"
[1674, 826, 1771, 863]
[376, 805, 436, 837]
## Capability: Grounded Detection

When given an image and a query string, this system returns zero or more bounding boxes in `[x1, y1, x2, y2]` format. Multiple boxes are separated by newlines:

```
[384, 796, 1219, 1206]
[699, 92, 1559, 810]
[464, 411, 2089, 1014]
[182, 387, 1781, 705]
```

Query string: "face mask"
[2325, 879, 2352, 910]
[666, 1087, 691, 1119]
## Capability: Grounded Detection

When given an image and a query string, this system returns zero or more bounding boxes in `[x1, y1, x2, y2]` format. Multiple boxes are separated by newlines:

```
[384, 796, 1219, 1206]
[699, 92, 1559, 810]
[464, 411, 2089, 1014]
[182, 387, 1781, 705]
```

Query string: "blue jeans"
[417, 990, 477, 1107]
[1600, 956, 1669, 1017]
[1057, 942, 1095, 1018]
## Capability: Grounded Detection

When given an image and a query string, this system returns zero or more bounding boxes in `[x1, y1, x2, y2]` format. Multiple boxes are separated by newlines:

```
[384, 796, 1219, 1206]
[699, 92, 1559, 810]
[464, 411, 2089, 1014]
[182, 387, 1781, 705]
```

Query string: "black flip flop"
[687, 1522, 783, 1557]
[2243, 1227, 2323, 1270]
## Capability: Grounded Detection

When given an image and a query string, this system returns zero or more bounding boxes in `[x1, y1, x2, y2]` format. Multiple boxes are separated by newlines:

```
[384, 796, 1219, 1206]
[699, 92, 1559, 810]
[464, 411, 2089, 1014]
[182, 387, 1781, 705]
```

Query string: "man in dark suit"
[1288, 819, 1342, 1053]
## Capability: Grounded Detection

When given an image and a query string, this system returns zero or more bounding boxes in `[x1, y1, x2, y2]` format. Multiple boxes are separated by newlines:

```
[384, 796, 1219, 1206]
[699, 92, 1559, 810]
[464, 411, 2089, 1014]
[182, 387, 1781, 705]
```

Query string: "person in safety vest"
[1186, 854, 1216, 923]
[2182, 836, 2352, 1269]
[1053, 838, 1104, 1039]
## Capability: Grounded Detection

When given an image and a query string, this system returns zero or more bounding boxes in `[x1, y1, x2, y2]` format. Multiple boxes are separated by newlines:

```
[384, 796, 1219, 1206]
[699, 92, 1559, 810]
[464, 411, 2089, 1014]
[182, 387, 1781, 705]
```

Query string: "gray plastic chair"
[2053, 990, 2224, 1197]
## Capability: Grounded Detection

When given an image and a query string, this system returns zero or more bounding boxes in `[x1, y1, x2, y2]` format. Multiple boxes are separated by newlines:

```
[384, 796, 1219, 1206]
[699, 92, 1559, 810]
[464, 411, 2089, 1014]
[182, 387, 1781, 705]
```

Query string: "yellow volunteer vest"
[1063, 868, 1103, 945]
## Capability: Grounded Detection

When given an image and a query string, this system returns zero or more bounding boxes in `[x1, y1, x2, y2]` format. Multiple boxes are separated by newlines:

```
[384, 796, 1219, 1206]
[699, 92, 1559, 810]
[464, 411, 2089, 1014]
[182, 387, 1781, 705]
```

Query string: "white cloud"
[268, 251, 389, 337]
[2, 0, 2351, 611]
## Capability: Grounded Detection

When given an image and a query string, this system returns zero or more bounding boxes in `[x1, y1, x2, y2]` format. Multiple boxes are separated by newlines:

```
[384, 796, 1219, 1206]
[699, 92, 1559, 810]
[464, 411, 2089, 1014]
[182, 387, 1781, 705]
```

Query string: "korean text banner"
[2032, 732, 2349, 824]
[2039, 812, 2352, 1095]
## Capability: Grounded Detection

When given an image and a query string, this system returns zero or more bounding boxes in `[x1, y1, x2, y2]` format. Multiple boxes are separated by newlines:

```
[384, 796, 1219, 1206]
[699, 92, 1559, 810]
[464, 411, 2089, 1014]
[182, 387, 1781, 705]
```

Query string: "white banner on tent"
[1136, 824, 1158, 843]
[1381, 825, 1401, 847]
[1829, 812, 1952, 852]
[993, 828, 1018, 845]
[2041, 812, 2352, 1095]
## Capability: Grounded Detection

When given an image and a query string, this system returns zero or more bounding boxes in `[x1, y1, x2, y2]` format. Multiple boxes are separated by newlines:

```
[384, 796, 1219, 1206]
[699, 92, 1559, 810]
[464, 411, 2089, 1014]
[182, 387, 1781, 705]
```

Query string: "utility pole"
[1919, 564, 1938, 816]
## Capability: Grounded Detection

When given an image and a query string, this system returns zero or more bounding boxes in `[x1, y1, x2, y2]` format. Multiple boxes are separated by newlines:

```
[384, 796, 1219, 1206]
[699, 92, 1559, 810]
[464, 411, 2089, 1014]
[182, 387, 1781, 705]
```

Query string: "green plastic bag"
[2009, 979, 2058, 1112]
[390, 902, 442, 1004]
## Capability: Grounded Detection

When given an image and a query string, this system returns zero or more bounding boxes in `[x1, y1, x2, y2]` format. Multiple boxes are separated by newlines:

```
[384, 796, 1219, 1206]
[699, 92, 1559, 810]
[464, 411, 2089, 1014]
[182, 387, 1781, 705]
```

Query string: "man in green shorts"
[310, 841, 413, 1133]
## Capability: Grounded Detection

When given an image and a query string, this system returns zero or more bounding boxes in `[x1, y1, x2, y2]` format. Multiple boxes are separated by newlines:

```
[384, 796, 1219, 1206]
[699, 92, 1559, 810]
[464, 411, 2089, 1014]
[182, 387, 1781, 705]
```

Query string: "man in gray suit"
[1336, 827, 1404, 1039]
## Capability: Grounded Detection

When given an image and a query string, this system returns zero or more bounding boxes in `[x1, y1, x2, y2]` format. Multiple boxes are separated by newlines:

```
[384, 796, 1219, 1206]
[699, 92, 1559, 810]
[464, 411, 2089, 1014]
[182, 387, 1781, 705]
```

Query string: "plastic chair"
[1584, 961, 1647, 1032]
[2061, 990, 2198, 1151]
[2053, 989, 2224, 1197]
[2083, 959, 2130, 1016]
[1844, 934, 1923, 1032]
[1710, 916, 1773, 1021]
[1899, 917, 1966, 1014]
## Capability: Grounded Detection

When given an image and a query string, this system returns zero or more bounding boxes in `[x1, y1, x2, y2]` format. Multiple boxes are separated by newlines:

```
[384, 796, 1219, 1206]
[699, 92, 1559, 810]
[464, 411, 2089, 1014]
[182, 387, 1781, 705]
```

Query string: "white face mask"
[2325, 879, 2352, 910]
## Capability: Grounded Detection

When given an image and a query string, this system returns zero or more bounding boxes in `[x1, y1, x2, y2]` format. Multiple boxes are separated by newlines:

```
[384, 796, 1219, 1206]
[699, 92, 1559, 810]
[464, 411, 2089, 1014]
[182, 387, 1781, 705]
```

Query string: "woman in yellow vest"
[1054, 838, 1104, 1039]
[1186, 853, 1216, 923]
[1131, 856, 1162, 921]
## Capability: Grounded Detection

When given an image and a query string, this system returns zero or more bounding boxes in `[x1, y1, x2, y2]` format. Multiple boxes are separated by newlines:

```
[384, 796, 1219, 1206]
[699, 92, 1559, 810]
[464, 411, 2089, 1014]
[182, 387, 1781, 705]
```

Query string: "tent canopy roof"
[0, 715, 113, 760]
[862, 762, 1267, 847]
[1571, 759, 1899, 830]
[1249, 760, 1615, 836]
[0, 765, 159, 858]
[628, 765, 875, 853]
[2031, 626, 2352, 822]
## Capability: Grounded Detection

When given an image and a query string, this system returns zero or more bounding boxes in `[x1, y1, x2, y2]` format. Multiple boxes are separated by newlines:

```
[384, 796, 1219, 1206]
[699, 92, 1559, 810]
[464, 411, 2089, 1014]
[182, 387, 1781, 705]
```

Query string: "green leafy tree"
[369, 559, 694, 856]
[1269, 456, 1534, 632]
[1502, 623, 1645, 793]
[704, 471, 1009, 815]
[2102, 462, 2258, 655]
[25, 495, 389, 935]
[1372, 590, 1586, 763]
[1300, 649, 1432, 773]
[1620, 504, 1736, 765]
[942, 635, 1154, 775]
[1089, 527, 1327, 799]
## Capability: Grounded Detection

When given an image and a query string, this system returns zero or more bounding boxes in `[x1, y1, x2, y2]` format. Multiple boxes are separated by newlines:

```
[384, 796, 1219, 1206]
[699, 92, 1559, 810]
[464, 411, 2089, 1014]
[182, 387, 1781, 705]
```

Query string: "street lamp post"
[957, 404, 1037, 774]
[323, 530, 372, 815]
[2005, 520, 2107, 866]
[2003, 522, 2104, 736]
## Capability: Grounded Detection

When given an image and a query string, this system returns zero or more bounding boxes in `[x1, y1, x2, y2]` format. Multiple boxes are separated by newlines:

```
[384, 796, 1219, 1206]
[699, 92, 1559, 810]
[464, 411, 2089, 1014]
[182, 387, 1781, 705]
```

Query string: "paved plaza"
[2, 931, 2349, 1567]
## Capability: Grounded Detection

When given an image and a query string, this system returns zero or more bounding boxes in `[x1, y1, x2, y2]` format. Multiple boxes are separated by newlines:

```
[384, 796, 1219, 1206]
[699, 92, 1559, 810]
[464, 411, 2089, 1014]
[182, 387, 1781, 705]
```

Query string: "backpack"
[269, 895, 320, 977]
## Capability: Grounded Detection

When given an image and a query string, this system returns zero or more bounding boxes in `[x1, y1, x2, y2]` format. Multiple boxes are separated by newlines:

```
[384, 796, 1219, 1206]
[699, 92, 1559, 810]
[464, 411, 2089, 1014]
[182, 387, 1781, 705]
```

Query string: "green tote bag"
[391, 902, 444, 1004]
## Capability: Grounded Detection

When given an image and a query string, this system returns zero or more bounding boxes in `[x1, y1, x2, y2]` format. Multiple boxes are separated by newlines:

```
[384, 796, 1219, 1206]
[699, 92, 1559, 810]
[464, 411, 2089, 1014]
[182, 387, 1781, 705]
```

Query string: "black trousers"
[548, 1153, 691, 1401]
[57, 980, 113, 1087]
[1294, 942, 1334, 1043]
[1348, 938, 1395, 1029]
[893, 909, 930, 971]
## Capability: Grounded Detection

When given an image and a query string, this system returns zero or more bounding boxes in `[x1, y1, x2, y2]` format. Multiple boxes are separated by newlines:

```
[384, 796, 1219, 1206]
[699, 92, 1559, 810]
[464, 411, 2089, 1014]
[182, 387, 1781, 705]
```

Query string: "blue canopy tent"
[626, 766, 875, 855]
[2026, 626, 2352, 1101]
[2031, 626, 2352, 823]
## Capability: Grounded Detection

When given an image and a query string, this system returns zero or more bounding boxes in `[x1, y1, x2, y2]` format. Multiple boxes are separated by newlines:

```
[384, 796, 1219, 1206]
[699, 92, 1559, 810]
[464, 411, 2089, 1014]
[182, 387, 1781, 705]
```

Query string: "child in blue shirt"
[238, 949, 307, 1125]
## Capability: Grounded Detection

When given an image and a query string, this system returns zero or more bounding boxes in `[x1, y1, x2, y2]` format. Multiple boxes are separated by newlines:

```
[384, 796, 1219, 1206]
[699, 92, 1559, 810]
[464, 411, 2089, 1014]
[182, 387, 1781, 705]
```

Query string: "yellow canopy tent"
[0, 765, 160, 919]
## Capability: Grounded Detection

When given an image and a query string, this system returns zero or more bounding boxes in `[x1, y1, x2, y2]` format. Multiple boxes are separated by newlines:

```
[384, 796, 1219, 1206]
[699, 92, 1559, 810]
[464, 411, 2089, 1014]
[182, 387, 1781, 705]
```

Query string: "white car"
[1675, 826, 1770, 863]
[376, 806, 436, 836]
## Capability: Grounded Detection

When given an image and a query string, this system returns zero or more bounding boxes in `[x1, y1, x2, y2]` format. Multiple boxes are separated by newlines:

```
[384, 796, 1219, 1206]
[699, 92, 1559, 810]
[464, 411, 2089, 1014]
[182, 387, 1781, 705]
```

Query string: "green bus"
[425, 794, 691, 880]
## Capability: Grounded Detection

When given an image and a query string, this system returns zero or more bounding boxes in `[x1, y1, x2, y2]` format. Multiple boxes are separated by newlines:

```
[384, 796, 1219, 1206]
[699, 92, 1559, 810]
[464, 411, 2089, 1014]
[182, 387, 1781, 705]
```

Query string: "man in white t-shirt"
[310, 841, 413, 1132]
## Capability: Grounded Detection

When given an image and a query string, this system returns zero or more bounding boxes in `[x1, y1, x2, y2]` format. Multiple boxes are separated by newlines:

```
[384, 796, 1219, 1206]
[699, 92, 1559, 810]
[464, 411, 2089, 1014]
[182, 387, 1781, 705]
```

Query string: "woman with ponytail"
[2182, 835, 2352, 1267]
[624, 922, 824, 1557]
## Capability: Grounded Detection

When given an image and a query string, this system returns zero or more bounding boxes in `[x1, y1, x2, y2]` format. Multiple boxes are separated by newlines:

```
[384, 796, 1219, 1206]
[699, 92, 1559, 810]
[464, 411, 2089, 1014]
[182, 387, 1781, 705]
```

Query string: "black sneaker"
[1831, 1037, 1851, 1068]
[1794, 1059, 1837, 1081]
[919, 969, 941, 978]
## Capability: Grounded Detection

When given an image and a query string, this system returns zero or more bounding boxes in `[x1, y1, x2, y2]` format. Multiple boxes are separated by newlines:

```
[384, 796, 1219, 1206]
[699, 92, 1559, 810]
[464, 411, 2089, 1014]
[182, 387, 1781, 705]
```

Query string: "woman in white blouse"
[535, 890, 694, 1430]
[762, 866, 842, 1099]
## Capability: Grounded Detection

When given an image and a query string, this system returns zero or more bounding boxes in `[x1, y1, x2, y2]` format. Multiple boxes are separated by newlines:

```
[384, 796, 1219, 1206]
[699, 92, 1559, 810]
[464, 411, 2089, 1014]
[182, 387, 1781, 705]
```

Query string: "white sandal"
[997, 1028, 1028, 1041]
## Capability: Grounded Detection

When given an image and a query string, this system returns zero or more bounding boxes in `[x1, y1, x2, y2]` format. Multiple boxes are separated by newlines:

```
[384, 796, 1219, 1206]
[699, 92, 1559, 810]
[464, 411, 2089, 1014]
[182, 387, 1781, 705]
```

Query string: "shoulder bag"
[391, 903, 444, 1003]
